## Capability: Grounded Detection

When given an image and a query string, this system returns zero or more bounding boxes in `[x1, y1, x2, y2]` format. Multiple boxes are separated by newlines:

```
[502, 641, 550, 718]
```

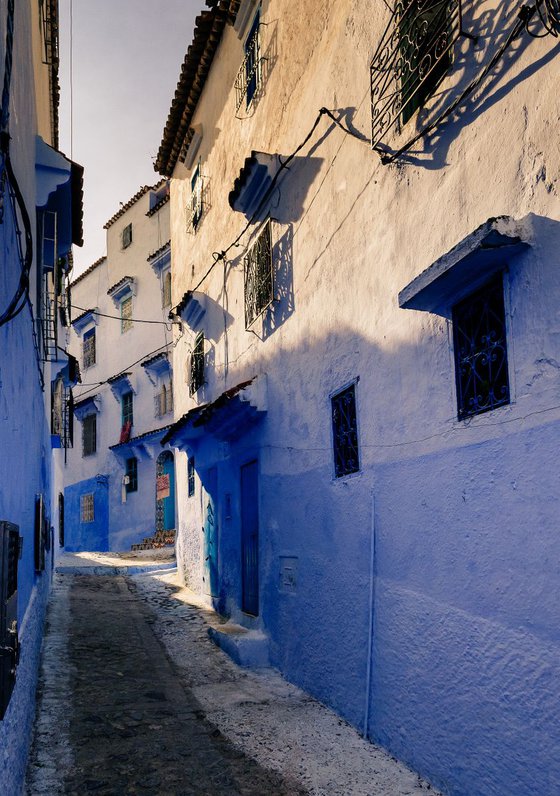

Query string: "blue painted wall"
[64, 475, 110, 552]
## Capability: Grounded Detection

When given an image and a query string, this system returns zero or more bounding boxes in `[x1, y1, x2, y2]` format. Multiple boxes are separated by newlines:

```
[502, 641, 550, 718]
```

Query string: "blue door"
[241, 460, 259, 616]
[203, 467, 219, 597]
[156, 451, 175, 533]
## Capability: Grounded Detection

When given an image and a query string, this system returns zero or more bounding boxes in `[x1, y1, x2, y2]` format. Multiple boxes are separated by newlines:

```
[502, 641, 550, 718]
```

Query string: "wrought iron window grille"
[120, 295, 133, 333]
[187, 457, 195, 498]
[189, 332, 205, 396]
[186, 165, 210, 234]
[39, 0, 58, 66]
[82, 328, 96, 369]
[452, 275, 510, 421]
[244, 219, 274, 330]
[51, 379, 73, 450]
[154, 384, 173, 417]
[370, 0, 470, 150]
[331, 383, 360, 479]
[235, 12, 263, 113]
[80, 493, 94, 523]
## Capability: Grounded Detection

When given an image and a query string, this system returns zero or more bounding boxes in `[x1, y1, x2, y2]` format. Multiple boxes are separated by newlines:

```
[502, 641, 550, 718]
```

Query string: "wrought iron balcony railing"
[370, 0, 461, 149]
[244, 219, 273, 330]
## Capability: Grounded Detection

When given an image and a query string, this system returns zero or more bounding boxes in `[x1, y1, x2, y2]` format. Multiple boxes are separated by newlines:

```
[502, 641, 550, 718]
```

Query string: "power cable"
[72, 304, 177, 328]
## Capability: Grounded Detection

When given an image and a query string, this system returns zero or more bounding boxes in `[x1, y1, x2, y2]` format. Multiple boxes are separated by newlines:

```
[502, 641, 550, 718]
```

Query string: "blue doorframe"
[202, 467, 219, 597]
[156, 451, 175, 532]
[240, 460, 259, 616]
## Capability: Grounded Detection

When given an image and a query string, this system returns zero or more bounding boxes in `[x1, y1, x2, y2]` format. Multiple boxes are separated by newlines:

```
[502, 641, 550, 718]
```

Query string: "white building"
[65, 181, 177, 552]
[155, 1, 560, 794]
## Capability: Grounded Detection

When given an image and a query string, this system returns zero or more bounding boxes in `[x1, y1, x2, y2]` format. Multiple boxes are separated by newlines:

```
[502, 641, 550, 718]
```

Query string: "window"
[155, 382, 173, 417]
[121, 295, 133, 333]
[331, 384, 360, 478]
[399, 0, 453, 125]
[125, 457, 138, 493]
[51, 378, 73, 449]
[80, 493, 94, 522]
[452, 275, 510, 420]
[122, 223, 133, 249]
[235, 9, 261, 111]
[189, 332, 205, 396]
[187, 456, 195, 497]
[83, 327, 96, 368]
[162, 271, 172, 308]
[189, 163, 203, 232]
[121, 391, 133, 426]
[82, 413, 96, 457]
[244, 219, 273, 329]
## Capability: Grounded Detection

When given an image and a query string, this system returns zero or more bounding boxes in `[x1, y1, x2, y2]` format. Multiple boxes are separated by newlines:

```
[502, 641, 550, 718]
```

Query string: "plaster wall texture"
[65, 190, 175, 551]
[164, 1, 560, 793]
[0, 1, 68, 791]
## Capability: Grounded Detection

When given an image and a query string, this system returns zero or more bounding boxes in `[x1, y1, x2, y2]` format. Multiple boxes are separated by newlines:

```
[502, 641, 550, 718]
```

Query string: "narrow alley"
[24, 557, 437, 796]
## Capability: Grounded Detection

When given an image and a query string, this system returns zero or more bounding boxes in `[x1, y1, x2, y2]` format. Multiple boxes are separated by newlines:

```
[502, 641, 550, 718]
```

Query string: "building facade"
[156, 1, 560, 794]
[0, 0, 82, 790]
[65, 181, 177, 552]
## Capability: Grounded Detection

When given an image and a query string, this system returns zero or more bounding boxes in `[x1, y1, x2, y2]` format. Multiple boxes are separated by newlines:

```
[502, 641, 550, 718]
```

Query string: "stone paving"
[25, 564, 440, 796]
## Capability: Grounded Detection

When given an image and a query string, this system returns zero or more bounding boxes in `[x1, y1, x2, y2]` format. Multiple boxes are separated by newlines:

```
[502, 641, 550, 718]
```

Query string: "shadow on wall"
[379, 0, 560, 170]
[181, 213, 560, 796]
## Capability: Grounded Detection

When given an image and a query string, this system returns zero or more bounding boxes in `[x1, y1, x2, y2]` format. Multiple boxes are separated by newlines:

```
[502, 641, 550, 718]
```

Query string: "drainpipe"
[363, 492, 376, 739]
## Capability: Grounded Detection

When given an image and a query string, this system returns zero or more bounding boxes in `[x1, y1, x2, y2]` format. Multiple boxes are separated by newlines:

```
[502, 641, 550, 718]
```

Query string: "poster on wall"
[156, 474, 170, 501]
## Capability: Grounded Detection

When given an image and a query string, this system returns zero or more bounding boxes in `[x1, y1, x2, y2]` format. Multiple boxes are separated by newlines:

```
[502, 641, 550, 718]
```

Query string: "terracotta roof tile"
[71, 256, 106, 287]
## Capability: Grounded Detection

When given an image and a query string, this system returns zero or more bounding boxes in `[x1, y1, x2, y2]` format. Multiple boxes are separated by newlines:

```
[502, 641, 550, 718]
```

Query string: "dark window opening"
[187, 457, 195, 497]
[125, 457, 138, 494]
[244, 219, 273, 329]
[190, 332, 205, 396]
[453, 275, 510, 420]
[331, 384, 360, 478]
[82, 413, 96, 457]
[399, 0, 453, 125]
[122, 223, 133, 249]
[122, 391, 133, 427]
[83, 328, 96, 369]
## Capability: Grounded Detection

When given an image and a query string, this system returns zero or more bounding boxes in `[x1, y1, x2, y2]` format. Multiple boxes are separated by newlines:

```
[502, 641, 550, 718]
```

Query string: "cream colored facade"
[159, 2, 560, 793]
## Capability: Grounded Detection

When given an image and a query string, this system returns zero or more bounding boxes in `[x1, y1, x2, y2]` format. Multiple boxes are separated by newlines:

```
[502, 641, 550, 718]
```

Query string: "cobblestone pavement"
[25, 567, 439, 796]
[25, 574, 307, 795]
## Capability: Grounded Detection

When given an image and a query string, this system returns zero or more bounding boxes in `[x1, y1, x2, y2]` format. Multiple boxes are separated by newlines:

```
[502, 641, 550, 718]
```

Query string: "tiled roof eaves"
[71, 307, 96, 326]
[147, 240, 171, 263]
[109, 424, 172, 451]
[107, 371, 132, 385]
[103, 179, 167, 229]
[70, 256, 106, 287]
[146, 193, 170, 217]
[141, 352, 168, 368]
[107, 275, 134, 296]
[74, 394, 98, 409]
[155, 1, 240, 177]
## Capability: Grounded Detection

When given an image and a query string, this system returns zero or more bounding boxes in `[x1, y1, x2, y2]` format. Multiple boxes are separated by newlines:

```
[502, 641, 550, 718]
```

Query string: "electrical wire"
[72, 304, 176, 328]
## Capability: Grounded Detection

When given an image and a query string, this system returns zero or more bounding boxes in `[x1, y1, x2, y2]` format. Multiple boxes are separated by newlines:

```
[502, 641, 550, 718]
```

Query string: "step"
[208, 624, 270, 668]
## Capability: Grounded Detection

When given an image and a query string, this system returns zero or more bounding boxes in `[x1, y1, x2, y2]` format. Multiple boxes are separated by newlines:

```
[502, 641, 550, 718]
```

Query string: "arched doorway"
[155, 451, 175, 533]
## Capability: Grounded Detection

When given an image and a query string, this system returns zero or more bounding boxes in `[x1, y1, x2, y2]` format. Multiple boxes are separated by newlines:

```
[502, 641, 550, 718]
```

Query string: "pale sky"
[58, 0, 202, 276]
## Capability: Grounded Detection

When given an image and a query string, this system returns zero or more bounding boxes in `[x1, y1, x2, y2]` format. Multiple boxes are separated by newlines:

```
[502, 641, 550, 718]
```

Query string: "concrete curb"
[55, 563, 178, 576]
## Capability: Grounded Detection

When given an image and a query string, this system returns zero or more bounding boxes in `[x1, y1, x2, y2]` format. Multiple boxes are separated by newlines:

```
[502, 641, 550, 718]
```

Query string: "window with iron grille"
[51, 379, 73, 450]
[189, 163, 203, 232]
[331, 383, 360, 478]
[122, 223, 133, 249]
[452, 275, 510, 420]
[83, 328, 96, 368]
[235, 9, 261, 111]
[187, 456, 195, 497]
[370, 0, 459, 148]
[121, 295, 133, 333]
[122, 391, 133, 427]
[189, 332, 205, 396]
[82, 413, 96, 457]
[80, 493, 94, 523]
[155, 382, 173, 417]
[162, 271, 172, 308]
[244, 220, 273, 329]
[125, 457, 138, 493]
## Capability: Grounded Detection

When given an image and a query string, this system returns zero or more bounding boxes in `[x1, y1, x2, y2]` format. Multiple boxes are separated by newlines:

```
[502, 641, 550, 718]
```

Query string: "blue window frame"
[245, 9, 260, 107]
